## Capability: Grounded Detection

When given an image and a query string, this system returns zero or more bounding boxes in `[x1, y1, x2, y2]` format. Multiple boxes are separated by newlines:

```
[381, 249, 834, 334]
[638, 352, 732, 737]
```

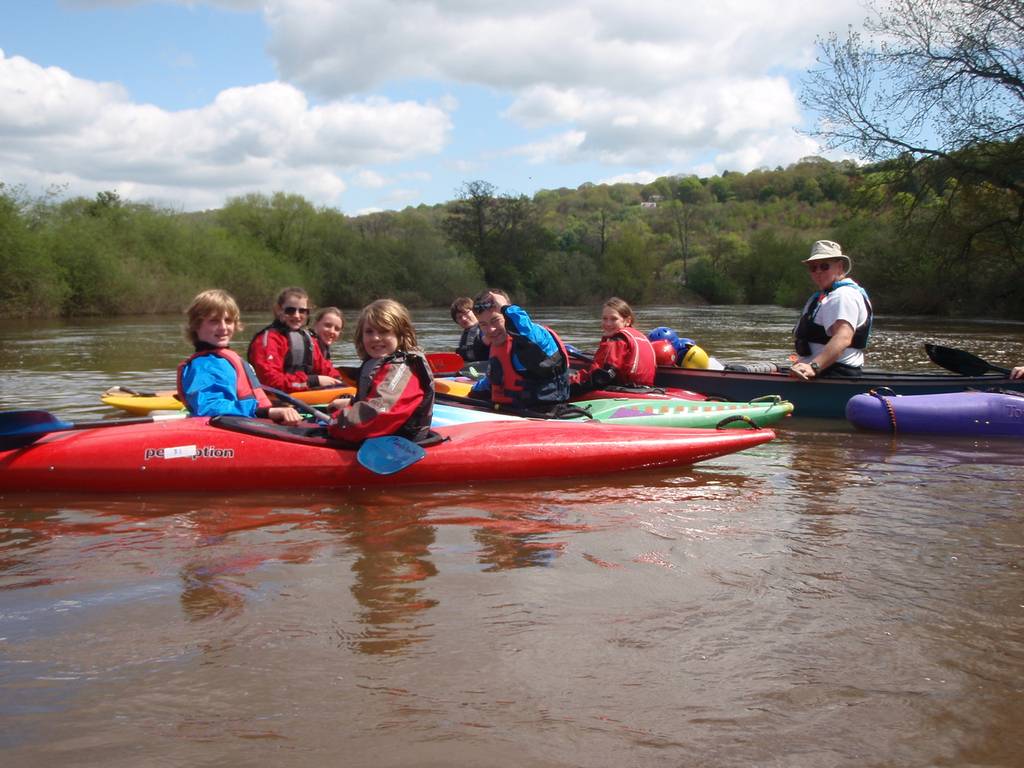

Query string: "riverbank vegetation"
[2, 147, 1022, 319]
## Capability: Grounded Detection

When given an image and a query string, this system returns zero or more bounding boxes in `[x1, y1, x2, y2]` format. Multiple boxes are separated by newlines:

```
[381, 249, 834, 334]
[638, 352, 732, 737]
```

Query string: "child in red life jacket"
[247, 287, 345, 393]
[327, 299, 435, 444]
[178, 289, 302, 424]
[571, 297, 657, 390]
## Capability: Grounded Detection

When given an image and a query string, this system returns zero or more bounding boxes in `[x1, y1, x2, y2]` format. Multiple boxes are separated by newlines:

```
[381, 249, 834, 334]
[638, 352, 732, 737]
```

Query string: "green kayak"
[575, 394, 792, 428]
[432, 391, 792, 429]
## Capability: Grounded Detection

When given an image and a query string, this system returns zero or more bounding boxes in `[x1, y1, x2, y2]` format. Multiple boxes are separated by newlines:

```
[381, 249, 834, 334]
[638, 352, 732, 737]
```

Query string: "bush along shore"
[3, 152, 1023, 318]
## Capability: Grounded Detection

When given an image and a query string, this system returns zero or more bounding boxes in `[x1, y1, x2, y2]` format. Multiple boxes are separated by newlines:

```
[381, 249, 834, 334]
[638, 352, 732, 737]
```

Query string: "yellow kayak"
[101, 385, 356, 415]
[434, 379, 474, 397]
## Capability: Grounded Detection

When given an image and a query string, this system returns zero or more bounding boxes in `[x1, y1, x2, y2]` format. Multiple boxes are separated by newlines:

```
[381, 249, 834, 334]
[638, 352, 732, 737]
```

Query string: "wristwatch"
[809, 361, 820, 373]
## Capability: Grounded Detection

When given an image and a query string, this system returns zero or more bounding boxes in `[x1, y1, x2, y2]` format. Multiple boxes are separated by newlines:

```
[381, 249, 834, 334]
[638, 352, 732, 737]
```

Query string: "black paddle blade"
[924, 343, 1009, 376]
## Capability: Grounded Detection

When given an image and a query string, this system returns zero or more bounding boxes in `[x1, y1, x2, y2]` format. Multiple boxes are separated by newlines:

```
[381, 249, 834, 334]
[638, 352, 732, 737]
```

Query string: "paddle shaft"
[262, 386, 331, 424]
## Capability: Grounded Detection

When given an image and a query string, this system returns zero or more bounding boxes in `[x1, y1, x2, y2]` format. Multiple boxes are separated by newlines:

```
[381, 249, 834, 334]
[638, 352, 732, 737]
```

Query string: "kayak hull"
[433, 379, 792, 429]
[578, 397, 793, 429]
[428, 398, 792, 429]
[434, 378, 706, 402]
[0, 417, 775, 494]
[653, 367, 1024, 419]
[846, 390, 1024, 436]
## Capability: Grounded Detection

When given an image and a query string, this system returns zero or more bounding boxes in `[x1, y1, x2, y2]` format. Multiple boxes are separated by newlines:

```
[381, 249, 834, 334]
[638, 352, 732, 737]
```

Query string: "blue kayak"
[431, 403, 518, 427]
[846, 389, 1024, 436]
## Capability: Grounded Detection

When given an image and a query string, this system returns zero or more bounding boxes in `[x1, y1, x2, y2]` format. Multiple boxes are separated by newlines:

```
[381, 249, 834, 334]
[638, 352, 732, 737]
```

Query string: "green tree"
[0, 185, 68, 316]
[443, 180, 496, 277]
[802, 0, 1024, 268]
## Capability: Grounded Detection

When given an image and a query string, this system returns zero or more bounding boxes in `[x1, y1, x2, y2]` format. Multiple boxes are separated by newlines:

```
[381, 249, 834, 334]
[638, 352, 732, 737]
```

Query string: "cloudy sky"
[2, 0, 867, 215]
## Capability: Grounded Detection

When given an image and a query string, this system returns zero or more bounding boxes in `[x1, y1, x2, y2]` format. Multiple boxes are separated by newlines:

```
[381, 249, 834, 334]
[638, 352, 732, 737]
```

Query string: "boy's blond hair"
[353, 299, 418, 360]
[184, 289, 242, 345]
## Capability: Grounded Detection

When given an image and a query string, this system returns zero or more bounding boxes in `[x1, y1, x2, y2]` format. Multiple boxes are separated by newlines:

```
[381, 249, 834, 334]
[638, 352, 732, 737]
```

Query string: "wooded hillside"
[2, 151, 1022, 318]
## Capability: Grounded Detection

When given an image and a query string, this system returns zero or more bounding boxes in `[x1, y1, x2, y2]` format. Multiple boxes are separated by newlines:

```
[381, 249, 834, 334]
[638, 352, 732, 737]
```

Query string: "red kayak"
[0, 416, 774, 494]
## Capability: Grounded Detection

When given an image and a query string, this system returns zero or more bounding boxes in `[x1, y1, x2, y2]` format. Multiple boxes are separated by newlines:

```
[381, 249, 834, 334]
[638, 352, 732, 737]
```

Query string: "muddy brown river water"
[1, 305, 1022, 767]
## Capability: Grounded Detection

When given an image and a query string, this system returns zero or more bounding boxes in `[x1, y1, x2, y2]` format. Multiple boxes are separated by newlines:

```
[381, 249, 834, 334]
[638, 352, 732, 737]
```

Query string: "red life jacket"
[609, 326, 657, 386]
[177, 347, 273, 410]
[354, 350, 435, 442]
[489, 326, 571, 406]
[251, 322, 316, 373]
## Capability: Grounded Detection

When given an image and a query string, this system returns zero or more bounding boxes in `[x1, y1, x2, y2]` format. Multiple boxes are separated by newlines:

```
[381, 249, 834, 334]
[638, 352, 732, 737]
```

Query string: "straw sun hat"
[804, 240, 851, 273]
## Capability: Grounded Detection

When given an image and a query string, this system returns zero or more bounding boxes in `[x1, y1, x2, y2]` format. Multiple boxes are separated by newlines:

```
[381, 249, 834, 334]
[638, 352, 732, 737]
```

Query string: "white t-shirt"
[798, 283, 870, 368]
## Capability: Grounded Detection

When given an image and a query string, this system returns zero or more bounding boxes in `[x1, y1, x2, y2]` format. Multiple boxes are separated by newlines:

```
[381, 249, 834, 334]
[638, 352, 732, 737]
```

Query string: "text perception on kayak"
[144, 445, 236, 460]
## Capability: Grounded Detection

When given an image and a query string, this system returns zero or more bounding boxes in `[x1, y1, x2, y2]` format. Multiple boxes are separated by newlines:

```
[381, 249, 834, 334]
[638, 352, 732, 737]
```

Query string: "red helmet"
[651, 339, 676, 367]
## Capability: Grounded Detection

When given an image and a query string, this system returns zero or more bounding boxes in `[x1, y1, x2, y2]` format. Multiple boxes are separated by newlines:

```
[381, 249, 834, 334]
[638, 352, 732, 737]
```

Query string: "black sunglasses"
[472, 300, 496, 314]
[283, 306, 310, 316]
[807, 261, 834, 273]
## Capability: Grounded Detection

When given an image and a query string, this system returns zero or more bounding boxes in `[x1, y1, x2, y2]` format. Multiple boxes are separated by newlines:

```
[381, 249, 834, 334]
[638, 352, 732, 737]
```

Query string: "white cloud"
[598, 170, 669, 186]
[267, 0, 861, 96]
[711, 131, 825, 173]
[503, 76, 801, 168]
[3, 1, 870, 211]
[259, 0, 865, 176]
[380, 187, 421, 206]
[508, 130, 586, 164]
[0, 48, 451, 209]
[355, 169, 388, 188]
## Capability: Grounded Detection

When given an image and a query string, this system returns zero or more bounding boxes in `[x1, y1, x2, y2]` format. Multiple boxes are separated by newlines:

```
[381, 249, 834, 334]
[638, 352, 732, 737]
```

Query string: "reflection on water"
[2, 308, 1024, 766]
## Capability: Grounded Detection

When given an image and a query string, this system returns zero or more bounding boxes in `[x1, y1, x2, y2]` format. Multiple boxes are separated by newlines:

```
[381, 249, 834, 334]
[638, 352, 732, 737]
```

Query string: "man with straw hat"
[790, 240, 873, 380]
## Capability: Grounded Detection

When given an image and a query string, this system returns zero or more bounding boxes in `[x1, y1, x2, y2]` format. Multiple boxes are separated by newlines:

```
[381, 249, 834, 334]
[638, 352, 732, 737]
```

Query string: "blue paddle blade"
[356, 435, 427, 475]
[0, 410, 73, 449]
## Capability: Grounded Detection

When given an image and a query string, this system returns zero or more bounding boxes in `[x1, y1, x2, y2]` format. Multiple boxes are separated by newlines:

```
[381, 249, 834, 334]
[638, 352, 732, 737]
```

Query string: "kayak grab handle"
[715, 414, 759, 430]
[867, 387, 898, 434]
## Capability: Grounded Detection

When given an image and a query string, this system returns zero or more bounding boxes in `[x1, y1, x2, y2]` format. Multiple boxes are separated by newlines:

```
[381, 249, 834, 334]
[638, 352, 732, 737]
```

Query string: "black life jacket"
[794, 279, 873, 357]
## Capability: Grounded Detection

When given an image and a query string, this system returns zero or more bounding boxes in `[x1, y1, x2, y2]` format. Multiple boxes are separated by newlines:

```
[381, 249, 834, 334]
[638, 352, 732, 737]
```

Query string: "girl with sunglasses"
[247, 287, 345, 393]
[790, 240, 873, 380]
